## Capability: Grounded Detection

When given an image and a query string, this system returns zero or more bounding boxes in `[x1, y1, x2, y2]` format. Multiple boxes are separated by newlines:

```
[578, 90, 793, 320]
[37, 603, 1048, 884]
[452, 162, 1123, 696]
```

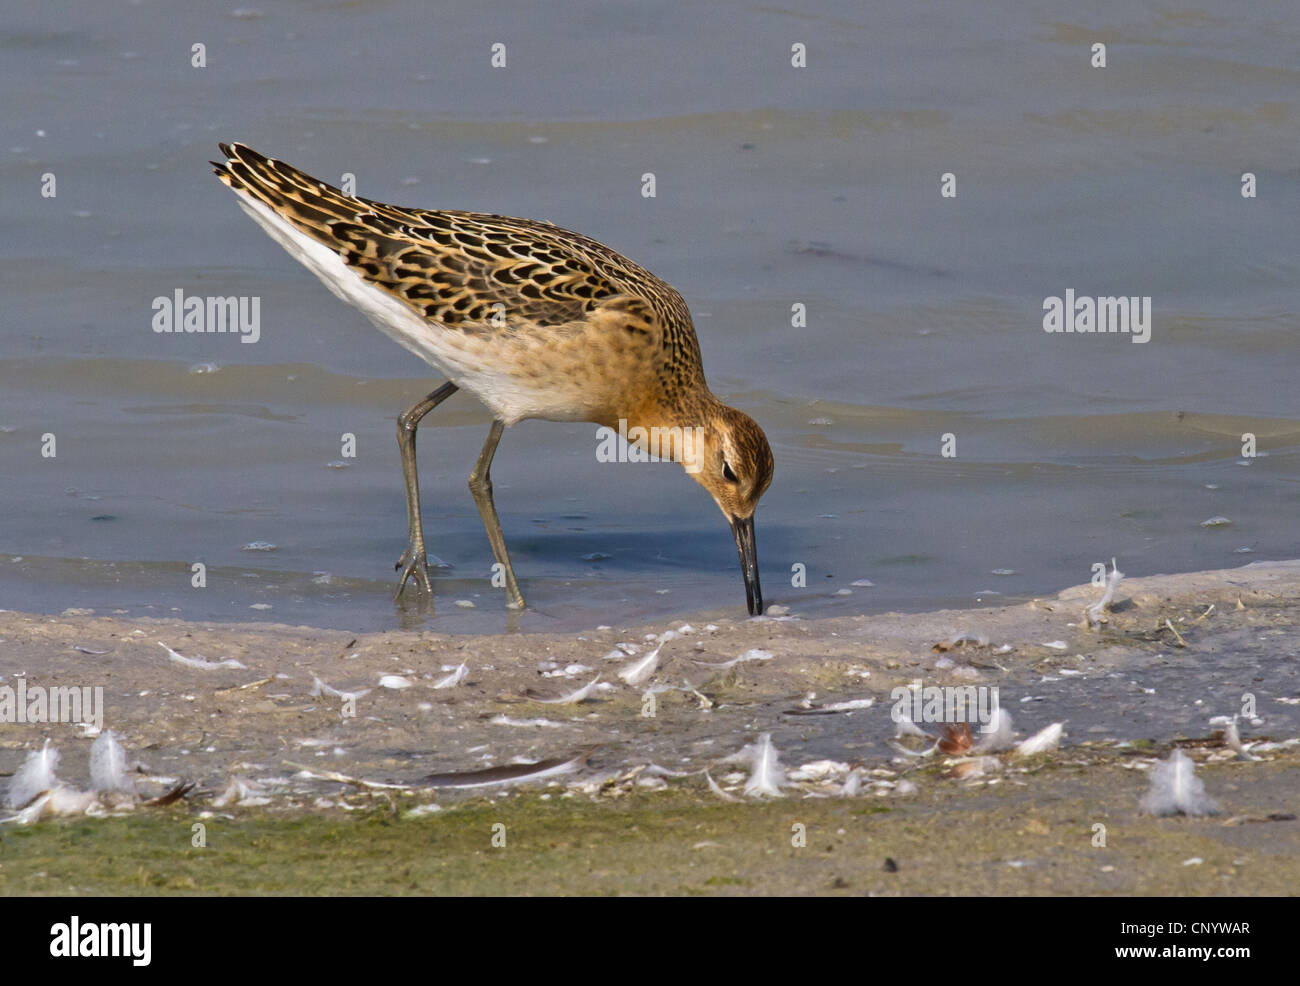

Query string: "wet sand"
[1, 560, 1297, 894]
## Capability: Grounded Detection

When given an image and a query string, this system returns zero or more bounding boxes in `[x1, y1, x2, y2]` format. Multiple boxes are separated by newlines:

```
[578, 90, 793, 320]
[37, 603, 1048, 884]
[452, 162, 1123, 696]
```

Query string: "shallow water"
[2, 1, 1298, 633]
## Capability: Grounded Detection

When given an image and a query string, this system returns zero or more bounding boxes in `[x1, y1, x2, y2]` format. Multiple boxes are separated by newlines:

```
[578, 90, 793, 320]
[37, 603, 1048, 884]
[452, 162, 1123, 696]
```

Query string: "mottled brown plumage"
[213, 142, 773, 613]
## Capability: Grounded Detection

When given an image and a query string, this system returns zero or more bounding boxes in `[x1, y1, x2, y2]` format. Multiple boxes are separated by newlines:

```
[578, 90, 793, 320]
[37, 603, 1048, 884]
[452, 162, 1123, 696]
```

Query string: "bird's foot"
[394, 541, 434, 597]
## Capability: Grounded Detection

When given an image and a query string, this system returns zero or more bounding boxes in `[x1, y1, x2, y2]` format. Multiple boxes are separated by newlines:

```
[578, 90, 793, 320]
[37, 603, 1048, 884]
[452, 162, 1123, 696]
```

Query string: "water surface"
[2, 1, 1297, 632]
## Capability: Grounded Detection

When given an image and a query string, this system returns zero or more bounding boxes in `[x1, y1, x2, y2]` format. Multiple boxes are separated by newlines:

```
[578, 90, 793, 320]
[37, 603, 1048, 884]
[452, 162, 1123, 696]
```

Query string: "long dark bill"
[730, 514, 763, 616]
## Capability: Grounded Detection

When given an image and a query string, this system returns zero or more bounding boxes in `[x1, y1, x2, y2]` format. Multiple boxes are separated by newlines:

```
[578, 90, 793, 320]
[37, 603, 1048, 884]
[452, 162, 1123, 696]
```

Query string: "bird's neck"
[599, 390, 719, 474]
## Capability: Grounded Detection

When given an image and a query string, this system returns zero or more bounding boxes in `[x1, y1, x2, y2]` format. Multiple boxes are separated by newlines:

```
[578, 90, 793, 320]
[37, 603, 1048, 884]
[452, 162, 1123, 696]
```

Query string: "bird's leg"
[468, 419, 525, 609]
[394, 382, 458, 596]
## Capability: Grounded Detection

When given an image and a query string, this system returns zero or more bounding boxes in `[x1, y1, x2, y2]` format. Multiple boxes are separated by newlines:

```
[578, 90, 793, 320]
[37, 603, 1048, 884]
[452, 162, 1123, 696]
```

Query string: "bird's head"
[682, 404, 774, 615]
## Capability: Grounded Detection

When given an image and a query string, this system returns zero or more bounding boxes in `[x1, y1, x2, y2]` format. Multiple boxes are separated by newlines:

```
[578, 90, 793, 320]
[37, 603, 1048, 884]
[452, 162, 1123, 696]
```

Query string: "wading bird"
[213, 143, 773, 614]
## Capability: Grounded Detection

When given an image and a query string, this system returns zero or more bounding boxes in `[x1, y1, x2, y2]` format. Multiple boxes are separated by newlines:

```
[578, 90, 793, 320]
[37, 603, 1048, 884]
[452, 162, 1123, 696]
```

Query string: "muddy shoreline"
[2, 560, 1297, 894]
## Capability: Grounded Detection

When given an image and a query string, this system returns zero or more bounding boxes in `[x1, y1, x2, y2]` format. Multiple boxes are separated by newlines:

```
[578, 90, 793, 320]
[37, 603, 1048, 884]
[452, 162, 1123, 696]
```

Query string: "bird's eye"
[722, 462, 739, 483]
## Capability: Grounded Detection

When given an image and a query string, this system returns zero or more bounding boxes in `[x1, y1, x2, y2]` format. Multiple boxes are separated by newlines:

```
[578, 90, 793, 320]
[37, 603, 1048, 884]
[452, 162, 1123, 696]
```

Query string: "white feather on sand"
[618, 645, 662, 686]
[432, 663, 468, 689]
[3, 743, 97, 823]
[787, 697, 875, 715]
[893, 711, 931, 739]
[821, 698, 874, 712]
[888, 711, 941, 757]
[888, 738, 940, 758]
[213, 776, 272, 808]
[692, 649, 774, 669]
[489, 714, 564, 728]
[89, 730, 135, 795]
[2, 737, 192, 823]
[1210, 715, 1258, 760]
[4, 792, 51, 825]
[534, 675, 602, 705]
[785, 759, 850, 782]
[1086, 558, 1125, 626]
[730, 733, 786, 798]
[310, 675, 371, 701]
[840, 769, 863, 797]
[1140, 750, 1219, 817]
[704, 769, 740, 803]
[973, 708, 1016, 753]
[1014, 722, 1065, 757]
[6, 740, 60, 809]
[158, 641, 247, 670]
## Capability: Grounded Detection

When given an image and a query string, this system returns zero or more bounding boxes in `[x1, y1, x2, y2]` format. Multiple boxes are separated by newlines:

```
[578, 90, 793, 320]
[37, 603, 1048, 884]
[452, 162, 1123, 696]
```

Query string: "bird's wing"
[212, 142, 694, 354]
